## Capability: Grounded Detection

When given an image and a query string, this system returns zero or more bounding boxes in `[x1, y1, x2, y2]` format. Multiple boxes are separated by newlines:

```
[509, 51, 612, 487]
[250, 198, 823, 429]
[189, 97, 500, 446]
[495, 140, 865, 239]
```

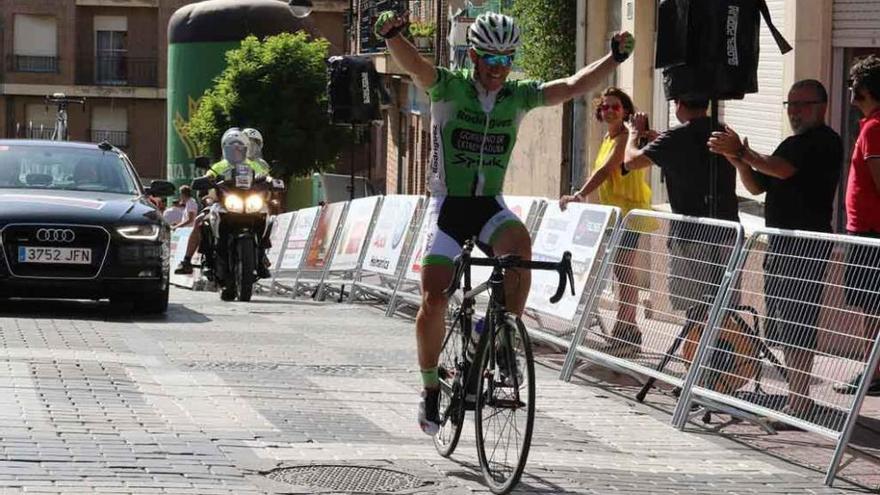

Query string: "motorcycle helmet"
[221, 128, 248, 165]
[242, 128, 264, 160]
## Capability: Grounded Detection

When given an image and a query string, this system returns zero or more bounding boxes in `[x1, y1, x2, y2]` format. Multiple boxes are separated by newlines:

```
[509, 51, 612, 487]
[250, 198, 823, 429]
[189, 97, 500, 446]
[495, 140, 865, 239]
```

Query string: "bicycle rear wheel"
[433, 307, 466, 457]
[475, 314, 535, 494]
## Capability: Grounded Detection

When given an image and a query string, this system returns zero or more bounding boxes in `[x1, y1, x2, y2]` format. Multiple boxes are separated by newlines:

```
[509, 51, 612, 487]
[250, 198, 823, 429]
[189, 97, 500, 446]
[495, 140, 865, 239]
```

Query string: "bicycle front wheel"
[474, 314, 535, 494]
[434, 306, 466, 457]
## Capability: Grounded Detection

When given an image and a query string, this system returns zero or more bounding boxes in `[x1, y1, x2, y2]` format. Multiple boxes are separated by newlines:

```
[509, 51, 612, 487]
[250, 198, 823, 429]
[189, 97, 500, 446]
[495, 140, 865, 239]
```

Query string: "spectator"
[622, 97, 739, 312]
[559, 87, 652, 356]
[171, 185, 199, 230]
[837, 55, 880, 396]
[708, 79, 843, 420]
[163, 199, 185, 226]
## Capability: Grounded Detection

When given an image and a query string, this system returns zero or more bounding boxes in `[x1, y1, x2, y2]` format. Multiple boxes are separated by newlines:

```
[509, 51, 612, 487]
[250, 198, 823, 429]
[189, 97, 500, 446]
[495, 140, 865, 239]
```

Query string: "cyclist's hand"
[559, 194, 581, 211]
[374, 10, 408, 40]
[611, 32, 635, 62]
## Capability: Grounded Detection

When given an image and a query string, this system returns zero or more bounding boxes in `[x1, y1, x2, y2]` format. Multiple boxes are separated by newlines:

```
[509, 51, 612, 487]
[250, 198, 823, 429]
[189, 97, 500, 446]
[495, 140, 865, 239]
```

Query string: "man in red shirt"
[837, 55, 880, 396]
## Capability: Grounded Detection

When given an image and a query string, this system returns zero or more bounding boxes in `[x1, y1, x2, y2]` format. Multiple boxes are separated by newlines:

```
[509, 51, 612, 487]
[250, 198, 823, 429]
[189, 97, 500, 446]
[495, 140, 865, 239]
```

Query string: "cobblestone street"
[0, 288, 872, 494]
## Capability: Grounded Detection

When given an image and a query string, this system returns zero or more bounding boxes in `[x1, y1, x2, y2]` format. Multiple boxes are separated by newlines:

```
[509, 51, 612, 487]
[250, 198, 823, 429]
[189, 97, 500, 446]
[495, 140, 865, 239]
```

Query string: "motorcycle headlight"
[224, 194, 244, 213]
[117, 224, 160, 241]
[245, 194, 265, 213]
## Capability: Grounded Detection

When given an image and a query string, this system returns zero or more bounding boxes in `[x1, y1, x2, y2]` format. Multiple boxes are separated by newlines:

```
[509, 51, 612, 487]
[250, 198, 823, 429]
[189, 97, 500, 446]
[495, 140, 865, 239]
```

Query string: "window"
[0, 145, 138, 195]
[91, 106, 129, 148]
[13, 15, 58, 73]
[94, 16, 128, 84]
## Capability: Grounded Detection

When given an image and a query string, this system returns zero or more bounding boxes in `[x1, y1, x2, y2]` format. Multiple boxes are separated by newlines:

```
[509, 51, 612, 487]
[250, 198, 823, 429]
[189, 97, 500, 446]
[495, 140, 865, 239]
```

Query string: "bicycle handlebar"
[443, 240, 576, 304]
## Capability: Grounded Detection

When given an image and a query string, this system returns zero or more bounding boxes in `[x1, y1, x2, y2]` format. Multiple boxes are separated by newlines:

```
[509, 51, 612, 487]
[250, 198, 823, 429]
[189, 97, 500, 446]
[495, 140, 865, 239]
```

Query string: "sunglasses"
[782, 100, 823, 109]
[475, 48, 514, 67]
[599, 103, 622, 112]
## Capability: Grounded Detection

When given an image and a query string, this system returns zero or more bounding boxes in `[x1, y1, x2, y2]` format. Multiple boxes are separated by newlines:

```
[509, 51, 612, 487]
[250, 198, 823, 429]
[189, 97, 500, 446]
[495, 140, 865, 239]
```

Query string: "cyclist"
[374, 10, 635, 435]
[174, 128, 271, 278]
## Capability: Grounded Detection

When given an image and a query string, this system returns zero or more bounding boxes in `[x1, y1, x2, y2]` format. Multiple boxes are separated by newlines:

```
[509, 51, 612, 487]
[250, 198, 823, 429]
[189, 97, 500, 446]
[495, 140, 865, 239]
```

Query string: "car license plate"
[18, 246, 92, 264]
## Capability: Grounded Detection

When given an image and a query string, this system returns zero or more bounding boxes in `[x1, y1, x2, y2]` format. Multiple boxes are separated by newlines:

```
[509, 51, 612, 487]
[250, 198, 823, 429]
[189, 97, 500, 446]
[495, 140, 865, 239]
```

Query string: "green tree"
[510, 0, 576, 81]
[186, 33, 346, 179]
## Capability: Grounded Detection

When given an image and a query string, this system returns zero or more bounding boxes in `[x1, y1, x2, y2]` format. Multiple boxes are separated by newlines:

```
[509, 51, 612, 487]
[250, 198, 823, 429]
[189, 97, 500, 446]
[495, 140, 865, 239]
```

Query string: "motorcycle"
[191, 159, 285, 302]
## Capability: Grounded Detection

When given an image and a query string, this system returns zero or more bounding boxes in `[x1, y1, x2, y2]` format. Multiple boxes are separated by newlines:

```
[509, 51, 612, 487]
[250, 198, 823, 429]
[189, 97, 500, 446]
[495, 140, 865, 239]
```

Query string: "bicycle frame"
[440, 239, 573, 418]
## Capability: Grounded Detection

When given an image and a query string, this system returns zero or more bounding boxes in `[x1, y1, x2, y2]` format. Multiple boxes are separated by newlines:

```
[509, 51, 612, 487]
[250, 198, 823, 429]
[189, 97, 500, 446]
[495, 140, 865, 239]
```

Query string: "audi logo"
[35, 228, 76, 243]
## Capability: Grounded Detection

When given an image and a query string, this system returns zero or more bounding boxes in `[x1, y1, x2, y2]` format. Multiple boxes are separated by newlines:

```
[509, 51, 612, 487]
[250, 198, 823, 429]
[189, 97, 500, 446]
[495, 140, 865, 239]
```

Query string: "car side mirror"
[146, 180, 175, 197]
[193, 156, 211, 171]
[271, 178, 286, 191]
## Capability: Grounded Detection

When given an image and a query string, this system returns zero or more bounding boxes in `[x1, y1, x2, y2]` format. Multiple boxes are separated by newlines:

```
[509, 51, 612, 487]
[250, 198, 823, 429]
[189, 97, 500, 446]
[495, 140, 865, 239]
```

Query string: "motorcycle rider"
[174, 128, 272, 278]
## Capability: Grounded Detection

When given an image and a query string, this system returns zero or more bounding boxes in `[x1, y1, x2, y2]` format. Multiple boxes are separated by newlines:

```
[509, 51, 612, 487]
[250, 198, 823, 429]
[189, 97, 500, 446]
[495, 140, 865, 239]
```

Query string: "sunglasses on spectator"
[475, 48, 515, 67]
[599, 103, 622, 112]
[782, 100, 823, 109]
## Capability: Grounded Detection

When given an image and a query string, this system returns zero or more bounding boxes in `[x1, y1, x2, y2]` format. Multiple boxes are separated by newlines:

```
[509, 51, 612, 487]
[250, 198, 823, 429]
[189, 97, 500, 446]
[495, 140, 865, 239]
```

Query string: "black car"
[0, 140, 176, 313]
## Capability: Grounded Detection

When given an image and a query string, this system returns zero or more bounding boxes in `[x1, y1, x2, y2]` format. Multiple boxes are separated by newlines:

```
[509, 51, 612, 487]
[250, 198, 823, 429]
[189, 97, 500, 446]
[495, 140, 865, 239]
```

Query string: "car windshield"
[0, 144, 138, 194]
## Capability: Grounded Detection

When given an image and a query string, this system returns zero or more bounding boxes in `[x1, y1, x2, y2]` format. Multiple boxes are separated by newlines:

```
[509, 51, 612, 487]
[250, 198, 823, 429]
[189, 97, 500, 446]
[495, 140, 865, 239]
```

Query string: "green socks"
[421, 367, 440, 389]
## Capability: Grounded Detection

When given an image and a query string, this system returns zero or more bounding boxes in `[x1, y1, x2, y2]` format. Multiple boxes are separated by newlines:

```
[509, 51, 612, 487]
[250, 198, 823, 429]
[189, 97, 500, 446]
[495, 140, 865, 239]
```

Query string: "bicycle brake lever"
[549, 252, 573, 304]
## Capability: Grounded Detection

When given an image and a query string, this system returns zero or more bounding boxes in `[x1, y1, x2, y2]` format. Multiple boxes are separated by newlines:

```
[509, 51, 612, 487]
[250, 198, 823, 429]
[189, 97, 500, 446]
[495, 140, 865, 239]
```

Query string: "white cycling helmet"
[242, 128, 264, 160]
[468, 12, 521, 53]
[221, 128, 248, 165]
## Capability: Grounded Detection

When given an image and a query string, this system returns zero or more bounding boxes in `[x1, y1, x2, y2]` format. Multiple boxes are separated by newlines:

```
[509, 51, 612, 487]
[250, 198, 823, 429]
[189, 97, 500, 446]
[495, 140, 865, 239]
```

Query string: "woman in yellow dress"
[559, 87, 652, 356]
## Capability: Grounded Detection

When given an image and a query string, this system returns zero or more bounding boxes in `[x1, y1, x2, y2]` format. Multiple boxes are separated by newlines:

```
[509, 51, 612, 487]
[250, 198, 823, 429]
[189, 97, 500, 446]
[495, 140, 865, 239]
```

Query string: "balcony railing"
[76, 56, 158, 87]
[14, 124, 56, 140]
[90, 129, 129, 148]
[8, 55, 59, 73]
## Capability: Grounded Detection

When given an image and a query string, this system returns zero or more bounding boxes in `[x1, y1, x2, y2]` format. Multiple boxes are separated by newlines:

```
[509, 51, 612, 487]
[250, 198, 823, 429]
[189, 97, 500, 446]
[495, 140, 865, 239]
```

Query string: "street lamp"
[288, 0, 314, 18]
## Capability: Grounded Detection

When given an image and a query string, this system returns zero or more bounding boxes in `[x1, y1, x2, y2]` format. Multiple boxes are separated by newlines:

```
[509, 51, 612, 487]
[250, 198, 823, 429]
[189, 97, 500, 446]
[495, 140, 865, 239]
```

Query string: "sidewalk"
[0, 289, 871, 494]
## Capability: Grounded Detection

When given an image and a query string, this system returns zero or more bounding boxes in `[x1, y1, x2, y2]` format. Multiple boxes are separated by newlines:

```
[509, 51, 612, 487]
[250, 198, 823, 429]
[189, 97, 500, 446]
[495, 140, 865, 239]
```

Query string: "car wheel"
[133, 285, 169, 314]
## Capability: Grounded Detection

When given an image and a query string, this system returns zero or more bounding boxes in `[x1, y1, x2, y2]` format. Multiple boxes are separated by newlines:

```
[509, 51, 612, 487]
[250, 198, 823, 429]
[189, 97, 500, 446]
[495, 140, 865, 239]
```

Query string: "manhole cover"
[265, 465, 425, 493]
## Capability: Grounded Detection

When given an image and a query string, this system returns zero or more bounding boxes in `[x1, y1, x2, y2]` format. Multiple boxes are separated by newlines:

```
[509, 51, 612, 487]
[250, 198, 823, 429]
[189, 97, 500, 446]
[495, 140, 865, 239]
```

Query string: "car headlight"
[224, 194, 244, 213]
[245, 194, 265, 213]
[117, 224, 160, 241]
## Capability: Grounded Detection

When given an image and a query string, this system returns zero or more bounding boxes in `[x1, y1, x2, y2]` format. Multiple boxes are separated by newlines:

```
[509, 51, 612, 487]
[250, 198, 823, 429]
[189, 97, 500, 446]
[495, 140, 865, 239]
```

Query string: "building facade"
[1, 0, 347, 182]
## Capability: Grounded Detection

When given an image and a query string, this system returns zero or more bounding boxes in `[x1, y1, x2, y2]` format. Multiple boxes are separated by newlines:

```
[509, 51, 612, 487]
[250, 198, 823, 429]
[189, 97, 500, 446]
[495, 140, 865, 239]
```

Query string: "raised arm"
[375, 11, 436, 90]
[560, 133, 628, 210]
[542, 32, 634, 107]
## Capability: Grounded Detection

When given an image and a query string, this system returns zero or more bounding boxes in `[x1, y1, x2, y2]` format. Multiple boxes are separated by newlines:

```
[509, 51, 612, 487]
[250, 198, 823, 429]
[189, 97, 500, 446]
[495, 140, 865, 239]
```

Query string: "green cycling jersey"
[427, 67, 545, 197]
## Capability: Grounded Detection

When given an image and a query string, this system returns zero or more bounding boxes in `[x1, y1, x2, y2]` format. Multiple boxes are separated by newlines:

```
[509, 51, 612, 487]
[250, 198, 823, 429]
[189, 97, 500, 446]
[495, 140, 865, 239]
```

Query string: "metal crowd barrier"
[316, 196, 383, 301]
[341, 195, 424, 309]
[519, 202, 620, 353]
[290, 201, 348, 299]
[560, 210, 745, 402]
[269, 206, 321, 296]
[672, 228, 880, 486]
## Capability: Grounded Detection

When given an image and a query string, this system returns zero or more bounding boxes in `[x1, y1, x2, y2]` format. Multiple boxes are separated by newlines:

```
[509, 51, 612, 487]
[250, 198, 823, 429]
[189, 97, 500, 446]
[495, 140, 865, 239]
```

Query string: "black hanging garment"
[656, 0, 792, 101]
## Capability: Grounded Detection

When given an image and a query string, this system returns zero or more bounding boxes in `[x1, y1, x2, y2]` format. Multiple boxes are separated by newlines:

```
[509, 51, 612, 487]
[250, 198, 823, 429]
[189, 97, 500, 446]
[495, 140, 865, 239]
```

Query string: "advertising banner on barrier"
[305, 202, 346, 269]
[405, 211, 432, 282]
[362, 195, 420, 276]
[527, 203, 612, 320]
[169, 227, 195, 288]
[280, 207, 320, 271]
[471, 195, 539, 284]
[269, 212, 295, 269]
[331, 196, 380, 271]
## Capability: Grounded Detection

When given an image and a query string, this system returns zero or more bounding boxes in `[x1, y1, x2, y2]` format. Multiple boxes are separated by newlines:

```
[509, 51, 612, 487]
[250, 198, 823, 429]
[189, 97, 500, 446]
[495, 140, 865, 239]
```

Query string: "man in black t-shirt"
[623, 98, 740, 313]
[708, 79, 843, 421]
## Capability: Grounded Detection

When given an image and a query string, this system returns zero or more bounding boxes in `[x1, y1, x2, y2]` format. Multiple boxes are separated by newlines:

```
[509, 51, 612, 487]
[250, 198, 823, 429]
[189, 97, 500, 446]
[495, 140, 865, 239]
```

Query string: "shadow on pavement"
[0, 298, 211, 324]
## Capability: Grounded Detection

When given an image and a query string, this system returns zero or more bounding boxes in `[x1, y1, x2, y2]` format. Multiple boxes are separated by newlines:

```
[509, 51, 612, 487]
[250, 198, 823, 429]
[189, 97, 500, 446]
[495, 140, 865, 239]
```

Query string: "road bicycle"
[434, 238, 574, 494]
